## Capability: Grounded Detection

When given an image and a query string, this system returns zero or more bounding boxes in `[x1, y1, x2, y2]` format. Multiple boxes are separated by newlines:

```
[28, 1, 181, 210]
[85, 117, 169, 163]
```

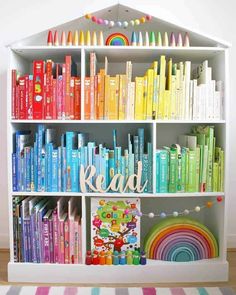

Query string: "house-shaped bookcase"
[8, 1, 230, 284]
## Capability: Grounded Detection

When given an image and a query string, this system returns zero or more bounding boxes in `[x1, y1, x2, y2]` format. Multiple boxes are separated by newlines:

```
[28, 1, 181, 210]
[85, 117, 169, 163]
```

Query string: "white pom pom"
[173, 211, 179, 217]
[195, 206, 201, 212]
[184, 209, 189, 215]
[148, 212, 155, 218]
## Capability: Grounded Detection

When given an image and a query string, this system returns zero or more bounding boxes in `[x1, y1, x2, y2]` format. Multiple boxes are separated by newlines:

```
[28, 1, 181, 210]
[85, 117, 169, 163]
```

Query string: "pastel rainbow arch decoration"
[106, 33, 129, 46]
[144, 217, 219, 262]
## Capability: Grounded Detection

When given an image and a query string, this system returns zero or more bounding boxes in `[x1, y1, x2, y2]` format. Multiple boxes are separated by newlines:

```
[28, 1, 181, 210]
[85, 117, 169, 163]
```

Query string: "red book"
[45, 60, 53, 119]
[74, 77, 81, 120]
[65, 56, 71, 119]
[70, 77, 75, 120]
[33, 60, 45, 119]
[62, 64, 66, 119]
[84, 77, 91, 120]
[11, 70, 17, 119]
[52, 78, 57, 119]
[94, 75, 98, 119]
[28, 75, 33, 119]
[19, 75, 28, 119]
[15, 85, 19, 119]
[57, 75, 63, 119]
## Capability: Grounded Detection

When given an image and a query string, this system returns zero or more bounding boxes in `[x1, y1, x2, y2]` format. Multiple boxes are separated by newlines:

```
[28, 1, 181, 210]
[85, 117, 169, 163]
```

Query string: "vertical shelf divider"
[81, 194, 87, 264]
[152, 122, 157, 194]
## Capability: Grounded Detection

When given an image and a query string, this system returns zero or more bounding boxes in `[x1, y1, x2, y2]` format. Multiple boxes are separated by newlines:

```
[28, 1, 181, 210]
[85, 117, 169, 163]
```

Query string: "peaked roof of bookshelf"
[10, 0, 230, 48]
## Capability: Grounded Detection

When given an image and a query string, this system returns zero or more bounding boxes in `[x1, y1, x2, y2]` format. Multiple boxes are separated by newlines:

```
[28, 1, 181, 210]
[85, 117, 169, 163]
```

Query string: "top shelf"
[11, 46, 225, 63]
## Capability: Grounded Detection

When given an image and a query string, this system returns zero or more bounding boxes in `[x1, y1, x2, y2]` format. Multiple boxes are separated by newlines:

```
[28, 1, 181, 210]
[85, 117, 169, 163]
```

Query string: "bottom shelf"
[8, 259, 229, 283]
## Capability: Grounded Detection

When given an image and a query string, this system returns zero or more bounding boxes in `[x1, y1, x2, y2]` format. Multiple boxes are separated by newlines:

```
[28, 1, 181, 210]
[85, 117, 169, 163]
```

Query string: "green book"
[188, 150, 196, 192]
[213, 162, 219, 192]
[195, 146, 200, 192]
[181, 147, 187, 192]
[206, 127, 214, 192]
[220, 150, 225, 192]
[168, 147, 177, 193]
[196, 133, 205, 187]
[201, 145, 208, 192]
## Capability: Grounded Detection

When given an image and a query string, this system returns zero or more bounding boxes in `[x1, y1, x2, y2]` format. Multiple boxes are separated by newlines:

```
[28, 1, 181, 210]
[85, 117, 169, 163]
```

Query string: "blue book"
[105, 151, 109, 188]
[33, 134, 38, 191]
[138, 128, 144, 162]
[46, 143, 53, 192]
[113, 130, 117, 175]
[124, 149, 129, 182]
[115, 147, 122, 175]
[71, 149, 78, 192]
[66, 132, 75, 192]
[37, 125, 45, 192]
[57, 147, 62, 192]
[101, 147, 107, 190]
[121, 156, 126, 189]
[52, 149, 58, 192]
[24, 147, 31, 192]
[62, 147, 67, 192]
[12, 153, 17, 191]
[142, 154, 149, 193]
[128, 153, 134, 192]
[108, 150, 115, 184]
[134, 136, 139, 174]
[78, 133, 89, 148]
[30, 147, 34, 191]
[78, 149, 81, 192]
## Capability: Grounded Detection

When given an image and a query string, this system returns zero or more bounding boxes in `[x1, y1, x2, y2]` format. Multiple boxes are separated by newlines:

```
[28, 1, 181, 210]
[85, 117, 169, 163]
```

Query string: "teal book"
[142, 154, 149, 193]
[156, 151, 160, 193]
[134, 136, 139, 174]
[156, 149, 169, 193]
[71, 150, 79, 192]
[51, 149, 58, 192]
[168, 147, 177, 193]
[172, 144, 182, 192]
[128, 153, 134, 192]
[138, 128, 144, 162]
[147, 142, 153, 192]
[108, 150, 115, 184]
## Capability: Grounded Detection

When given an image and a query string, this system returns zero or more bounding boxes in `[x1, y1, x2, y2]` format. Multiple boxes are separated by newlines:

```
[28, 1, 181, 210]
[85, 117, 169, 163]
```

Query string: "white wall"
[0, 0, 235, 248]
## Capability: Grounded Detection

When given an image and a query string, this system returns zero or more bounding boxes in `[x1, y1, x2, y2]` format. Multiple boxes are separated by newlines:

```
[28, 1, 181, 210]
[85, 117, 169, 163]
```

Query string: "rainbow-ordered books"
[91, 198, 141, 252]
[144, 217, 219, 262]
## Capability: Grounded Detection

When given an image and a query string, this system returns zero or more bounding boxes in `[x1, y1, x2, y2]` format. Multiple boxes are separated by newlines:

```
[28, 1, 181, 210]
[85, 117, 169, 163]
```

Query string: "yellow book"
[151, 61, 158, 119]
[179, 62, 184, 120]
[107, 75, 119, 120]
[135, 77, 144, 120]
[118, 75, 127, 120]
[170, 72, 177, 119]
[143, 76, 148, 120]
[125, 61, 132, 119]
[155, 75, 160, 119]
[166, 59, 172, 119]
[175, 68, 181, 119]
[157, 55, 166, 119]
[98, 69, 105, 120]
[164, 90, 171, 119]
[146, 68, 154, 120]
[104, 75, 110, 120]
[130, 81, 135, 120]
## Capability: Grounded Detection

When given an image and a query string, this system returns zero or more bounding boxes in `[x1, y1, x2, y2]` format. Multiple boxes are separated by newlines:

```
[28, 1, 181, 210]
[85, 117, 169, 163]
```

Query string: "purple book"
[49, 214, 54, 263]
[53, 208, 59, 263]
[42, 209, 53, 263]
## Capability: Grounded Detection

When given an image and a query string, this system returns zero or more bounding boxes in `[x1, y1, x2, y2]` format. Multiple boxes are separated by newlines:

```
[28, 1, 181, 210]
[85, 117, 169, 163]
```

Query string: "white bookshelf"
[7, 6, 230, 283]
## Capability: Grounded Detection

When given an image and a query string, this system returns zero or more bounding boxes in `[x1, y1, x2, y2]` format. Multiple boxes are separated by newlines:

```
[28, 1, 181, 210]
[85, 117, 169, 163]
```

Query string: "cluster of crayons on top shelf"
[47, 30, 190, 47]
[11, 56, 81, 120]
[156, 126, 224, 194]
[86, 53, 224, 120]
[12, 126, 153, 193]
[13, 196, 82, 264]
[85, 249, 147, 265]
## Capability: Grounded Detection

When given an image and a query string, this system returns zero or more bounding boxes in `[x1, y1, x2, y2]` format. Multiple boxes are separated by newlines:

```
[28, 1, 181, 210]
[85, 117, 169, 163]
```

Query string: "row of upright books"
[11, 54, 224, 121]
[13, 196, 82, 263]
[85, 53, 224, 120]
[11, 56, 81, 120]
[12, 126, 153, 193]
[156, 126, 224, 193]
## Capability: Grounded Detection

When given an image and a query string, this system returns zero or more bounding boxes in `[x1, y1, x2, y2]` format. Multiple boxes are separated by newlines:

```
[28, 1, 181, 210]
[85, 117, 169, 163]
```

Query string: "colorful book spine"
[64, 218, 69, 264]
[53, 209, 59, 263]
[51, 149, 58, 192]
[33, 61, 44, 119]
[65, 56, 71, 119]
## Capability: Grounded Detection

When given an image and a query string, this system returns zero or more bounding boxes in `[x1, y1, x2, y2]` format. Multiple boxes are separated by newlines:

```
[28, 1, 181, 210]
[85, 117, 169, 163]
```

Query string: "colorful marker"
[86, 30, 91, 46]
[170, 32, 176, 47]
[92, 31, 97, 46]
[150, 31, 155, 46]
[67, 31, 72, 46]
[73, 30, 79, 46]
[177, 33, 183, 47]
[163, 32, 169, 47]
[131, 31, 137, 46]
[79, 30, 85, 46]
[61, 31, 66, 46]
[53, 31, 59, 46]
[144, 31, 149, 46]
[47, 30, 53, 46]
[184, 32, 190, 47]
[138, 31, 143, 46]
[157, 32, 162, 46]
[98, 31, 104, 46]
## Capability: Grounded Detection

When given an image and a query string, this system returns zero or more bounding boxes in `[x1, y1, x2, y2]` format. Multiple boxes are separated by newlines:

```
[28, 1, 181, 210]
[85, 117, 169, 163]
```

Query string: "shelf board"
[11, 46, 225, 63]
[8, 259, 228, 283]
[11, 119, 226, 124]
[11, 192, 225, 198]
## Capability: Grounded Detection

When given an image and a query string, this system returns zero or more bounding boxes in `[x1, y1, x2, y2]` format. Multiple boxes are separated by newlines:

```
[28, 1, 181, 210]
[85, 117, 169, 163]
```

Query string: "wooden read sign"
[80, 161, 148, 193]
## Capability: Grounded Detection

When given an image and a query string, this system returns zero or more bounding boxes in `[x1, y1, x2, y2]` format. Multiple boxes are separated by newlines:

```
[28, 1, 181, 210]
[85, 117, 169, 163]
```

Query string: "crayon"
[131, 31, 137, 46]
[92, 31, 97, 46]
[61, 31, 66, 46]
[98, 31, 104, 46]
[184, 32, 190, 47]
[163, 32, 169, 46]
[157, 32, 162, 46]
[67, 31, 73, 46]
[138, 32, 143, 46]
[86, 31, 91, 46]
[144, 31, 149, 46]
[177, 33, 183, 47]
[73, 30, 79, 46]
[53, 31, 59, 46]
[47, 30, 53, 46]
[170, 32, 176, 47]
[79, 31, 85, 46]
[150, 31, 155, 46]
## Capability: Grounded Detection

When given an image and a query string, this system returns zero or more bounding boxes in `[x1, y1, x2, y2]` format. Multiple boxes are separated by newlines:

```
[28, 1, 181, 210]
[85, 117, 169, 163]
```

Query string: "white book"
[189, 80, 193, 120]
[216, 81, 224, 119]
[129, 81, 135, 120]
[192, 80, 198, 120]
[184, 61, 191, 119]
[214, 91, 221, 120]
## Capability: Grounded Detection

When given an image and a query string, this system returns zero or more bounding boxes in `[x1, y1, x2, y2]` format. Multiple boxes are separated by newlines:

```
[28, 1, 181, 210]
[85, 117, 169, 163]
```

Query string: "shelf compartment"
[8, 259, 228, 283]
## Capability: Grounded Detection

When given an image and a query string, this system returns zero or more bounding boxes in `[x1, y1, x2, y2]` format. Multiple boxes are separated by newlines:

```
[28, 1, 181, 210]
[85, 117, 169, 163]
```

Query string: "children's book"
[91, 198, 141, 252]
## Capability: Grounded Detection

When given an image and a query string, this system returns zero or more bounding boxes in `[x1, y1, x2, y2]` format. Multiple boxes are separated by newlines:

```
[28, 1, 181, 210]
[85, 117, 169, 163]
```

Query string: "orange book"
[84, 77, 91, 119]
[74, 77, 81, 120]
[105, 75, 119, 120]
[90, 52, 97, 119]
[118, 74, 127, 120]
[65, 56, 71, 119]
[94, 75, 98, 119]
[70, 77, 75, 119]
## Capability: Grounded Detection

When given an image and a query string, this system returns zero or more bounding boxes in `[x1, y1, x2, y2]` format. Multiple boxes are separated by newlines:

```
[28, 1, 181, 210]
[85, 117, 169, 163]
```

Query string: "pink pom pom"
[124, 209, 130, 215]
[97, 18, 103, 24]
[146, 15, 152, 21]
[92, 16, 97, 22]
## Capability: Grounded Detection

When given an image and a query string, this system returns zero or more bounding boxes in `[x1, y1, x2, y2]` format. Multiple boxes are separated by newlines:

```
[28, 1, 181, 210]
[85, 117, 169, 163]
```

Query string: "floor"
[0, 249, 236, 291]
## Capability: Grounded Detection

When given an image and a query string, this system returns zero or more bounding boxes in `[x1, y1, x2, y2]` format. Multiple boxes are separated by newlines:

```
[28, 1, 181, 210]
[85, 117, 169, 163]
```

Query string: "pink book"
[49, 214, 54, 263]
[74, 216, 81, 264]
[78, 217, 82, 263]
[52, 208, 59, 263]
[59, 213, 67, 264]
[64, 217, 69, 264]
